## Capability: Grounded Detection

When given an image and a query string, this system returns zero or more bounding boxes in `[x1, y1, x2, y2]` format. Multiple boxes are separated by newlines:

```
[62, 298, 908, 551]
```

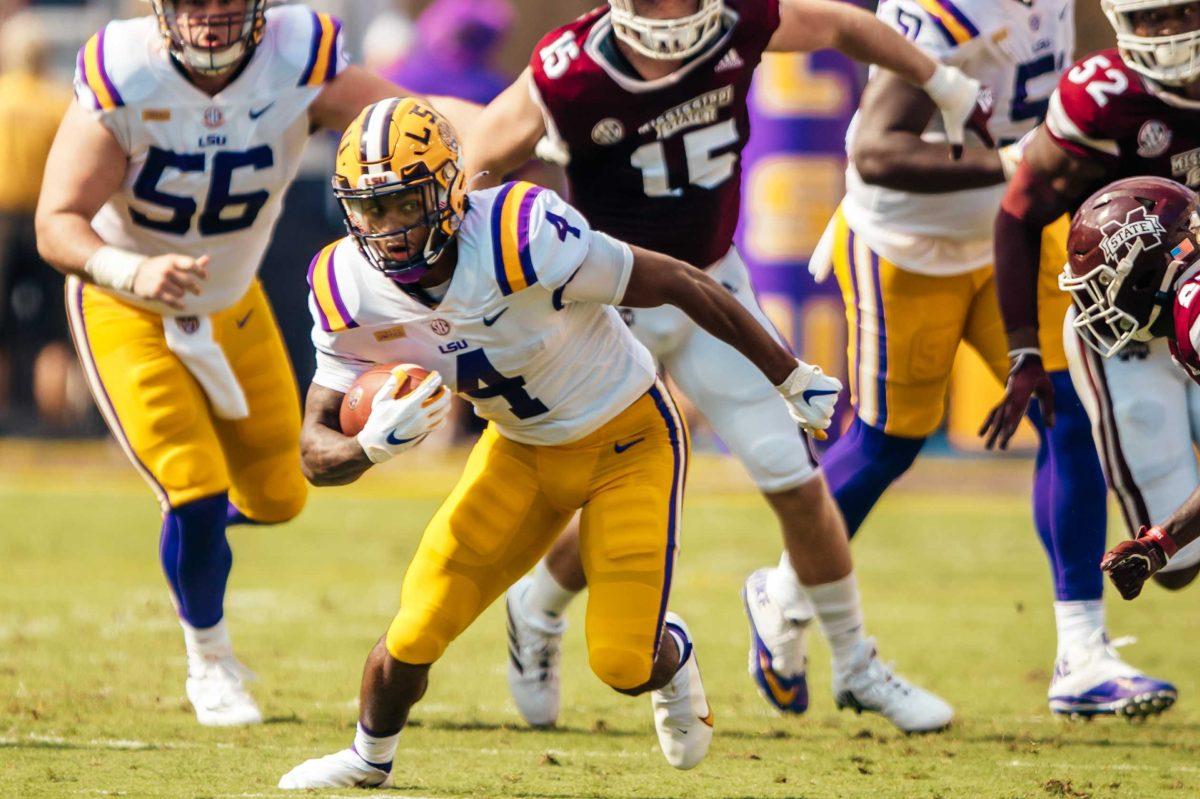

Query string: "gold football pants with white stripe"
[66, 277, 307, 519]
[385, 382, 689, 692]
[831, 207, 1071, 438]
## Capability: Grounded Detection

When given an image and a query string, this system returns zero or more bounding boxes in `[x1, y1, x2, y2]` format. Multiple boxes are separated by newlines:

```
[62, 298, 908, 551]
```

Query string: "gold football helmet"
[333, 97, 467, 283]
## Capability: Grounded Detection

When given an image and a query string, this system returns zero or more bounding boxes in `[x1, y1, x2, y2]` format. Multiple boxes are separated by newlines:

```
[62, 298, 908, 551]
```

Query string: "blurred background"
[0, 0, 1113, 457]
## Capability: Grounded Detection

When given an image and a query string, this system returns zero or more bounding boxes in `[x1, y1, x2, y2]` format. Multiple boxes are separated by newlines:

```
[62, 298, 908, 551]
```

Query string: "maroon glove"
[979, 350, 1055, 450]
[1101, 526, 1177, 600]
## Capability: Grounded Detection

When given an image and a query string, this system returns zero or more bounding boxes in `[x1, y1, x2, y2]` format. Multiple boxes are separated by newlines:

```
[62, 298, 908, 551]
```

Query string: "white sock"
[1054, 600, 1105, 658]
[181, 618, 232, 661]
[805, 573, 867, 672]
[523, 560, 578, 623]
[767, 552, 815, 622]
[353, 722, 398, 770]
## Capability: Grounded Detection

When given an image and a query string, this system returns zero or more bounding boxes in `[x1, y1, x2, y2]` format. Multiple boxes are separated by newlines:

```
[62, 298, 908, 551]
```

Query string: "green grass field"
[3, 441, 1199, 799]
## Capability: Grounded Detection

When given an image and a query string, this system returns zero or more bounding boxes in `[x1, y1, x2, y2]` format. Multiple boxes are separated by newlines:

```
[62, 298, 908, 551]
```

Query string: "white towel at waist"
[162, 314, 250, 420]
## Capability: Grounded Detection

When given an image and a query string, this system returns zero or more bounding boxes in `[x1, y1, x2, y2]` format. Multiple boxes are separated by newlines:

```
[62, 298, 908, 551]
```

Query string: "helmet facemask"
[609, 0, 724, 61]
[150, 0, 266, 76]
[334, 161, 462, 285]
[1104, 0, 1200, 86]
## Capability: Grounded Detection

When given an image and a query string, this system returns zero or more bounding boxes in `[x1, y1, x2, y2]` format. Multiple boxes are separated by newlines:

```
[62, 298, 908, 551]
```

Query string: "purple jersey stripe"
[647, 383, 684, 658]
[326, 246, 358, 330]
[96, 27, 124, 107]
[324, 17, 343, 82]
[307, 250, 334, 333]
[491, 183, 516, 295]
[870, 250, 888, 427]
[75, 45, 99, 111]
[298, 10, 323, 86]
[935, 0, 980, 37]
[516, 186, 543, 288]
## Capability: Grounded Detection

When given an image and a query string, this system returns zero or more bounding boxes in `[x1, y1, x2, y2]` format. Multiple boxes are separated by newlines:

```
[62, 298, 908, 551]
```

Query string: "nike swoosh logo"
[758, 651, 800, 706]
[613, 436, 644, 454]
[385, 430, 420, 446]
[249, 102, 275, 120]
[235, 310, 253, 328]
[801, 388, 838, 403]
[482, 308, 508, 326]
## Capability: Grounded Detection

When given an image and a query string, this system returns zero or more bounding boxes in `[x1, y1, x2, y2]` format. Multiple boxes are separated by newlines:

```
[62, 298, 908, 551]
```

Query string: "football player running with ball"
[1063, 178, 1200, 611]
[988, 0, 1200, 716]
[466, 0, 986, 733]
[35, 0, 475, 727]
[279, 98, 843, 788]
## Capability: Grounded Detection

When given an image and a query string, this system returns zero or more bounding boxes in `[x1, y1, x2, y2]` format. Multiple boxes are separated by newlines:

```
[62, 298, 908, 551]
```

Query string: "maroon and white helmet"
[1062, 176, 1200, 357]
[609, 0, 724, 60]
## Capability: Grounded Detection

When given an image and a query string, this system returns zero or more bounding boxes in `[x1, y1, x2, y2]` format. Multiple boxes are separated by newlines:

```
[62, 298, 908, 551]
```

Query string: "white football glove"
[356, 368, 451, 464]
[776, 360, 842, 436]
[922, 63, 988, 156]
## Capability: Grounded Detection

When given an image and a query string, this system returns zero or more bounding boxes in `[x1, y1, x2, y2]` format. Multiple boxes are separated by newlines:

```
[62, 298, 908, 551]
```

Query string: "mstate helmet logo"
[1137, 120, 1172, 158]
[1099, 207, 1166, 261]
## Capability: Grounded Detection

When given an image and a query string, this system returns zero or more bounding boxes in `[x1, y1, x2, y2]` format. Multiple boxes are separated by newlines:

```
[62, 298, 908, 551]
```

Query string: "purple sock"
[225, 500, 258, 527]
[823, 417, 925, 536]
[1026, 372, 1107, 602]
[160, 494, 233, 629]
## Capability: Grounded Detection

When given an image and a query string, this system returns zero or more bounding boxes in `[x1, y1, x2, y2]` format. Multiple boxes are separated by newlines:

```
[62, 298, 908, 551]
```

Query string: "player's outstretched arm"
[309, 65, 481, 138]
[620, 246, 841, 435]
[35, 103, 208, 309]
[299, 383, 375, 486]
[850, 74, 1001, 193]
[980, 128, 1109, 449]
[462, 68, 547, 191]
[772, 0, 983, 154]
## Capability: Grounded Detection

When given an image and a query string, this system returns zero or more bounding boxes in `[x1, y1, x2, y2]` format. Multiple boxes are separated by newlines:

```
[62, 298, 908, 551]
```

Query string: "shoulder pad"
[74, 18, 158, 112]
[267, 3, 347, 89]
[308, 239, 360, 334]
[486, 182, 591, 296]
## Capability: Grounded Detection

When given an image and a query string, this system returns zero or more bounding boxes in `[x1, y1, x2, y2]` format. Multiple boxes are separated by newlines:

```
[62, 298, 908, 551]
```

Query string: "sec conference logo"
[1137, 120, 1171, 158]
[430, 319, 451, 336]
[591, 118, 624, 145]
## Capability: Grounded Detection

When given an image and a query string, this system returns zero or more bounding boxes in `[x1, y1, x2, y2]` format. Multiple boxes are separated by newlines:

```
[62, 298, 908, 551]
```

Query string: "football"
[339, 362, 431, 437]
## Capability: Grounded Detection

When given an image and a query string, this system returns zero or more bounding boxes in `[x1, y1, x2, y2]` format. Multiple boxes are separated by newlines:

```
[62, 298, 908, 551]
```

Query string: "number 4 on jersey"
[457, 349, 548, 420]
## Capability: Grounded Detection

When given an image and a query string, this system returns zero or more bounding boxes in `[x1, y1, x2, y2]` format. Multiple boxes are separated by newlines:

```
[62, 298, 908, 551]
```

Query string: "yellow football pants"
[386, 382, 689, 692]
[66, 277, 306, 520]
[832, 208, 1072, 438]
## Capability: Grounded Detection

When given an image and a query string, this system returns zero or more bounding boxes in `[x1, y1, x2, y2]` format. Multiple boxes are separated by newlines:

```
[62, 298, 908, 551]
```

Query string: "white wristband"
[921, 62, 954, 103]
[84, 246, 144, 293]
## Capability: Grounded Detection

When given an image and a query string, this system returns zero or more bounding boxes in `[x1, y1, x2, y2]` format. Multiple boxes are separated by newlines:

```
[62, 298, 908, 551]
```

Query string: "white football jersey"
[309, 182, 657, 446]
[842, 0, 1075, 274]
[74, 5, 348, 315]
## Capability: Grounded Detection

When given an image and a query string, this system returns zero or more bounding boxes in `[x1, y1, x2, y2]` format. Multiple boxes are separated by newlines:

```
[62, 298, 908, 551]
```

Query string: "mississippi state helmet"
[609, 0, 724, 60]
[148, 0, 267, 76]
[1061, 176, 1200, 357]
[1103, 0, 1200, 86]
[333, 97, 467, 283]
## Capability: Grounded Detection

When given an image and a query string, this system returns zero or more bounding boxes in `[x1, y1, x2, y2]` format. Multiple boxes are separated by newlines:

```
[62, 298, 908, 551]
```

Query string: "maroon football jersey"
[1170, 268, 1200, 384]
[530, 1, 780, 269]
[1047, 49, 1200, 192]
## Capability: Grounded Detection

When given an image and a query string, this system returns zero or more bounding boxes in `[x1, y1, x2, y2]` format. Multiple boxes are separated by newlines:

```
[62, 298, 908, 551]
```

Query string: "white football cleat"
[651, 613, 713, 770]
[742, 568, 812, 714]
[833, 640, 953, 733]
[505, 575, 566, 727]
[278, 748, 392, 790]
[185, 654, 263, 727]
[1048, 632, 1176, 720]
